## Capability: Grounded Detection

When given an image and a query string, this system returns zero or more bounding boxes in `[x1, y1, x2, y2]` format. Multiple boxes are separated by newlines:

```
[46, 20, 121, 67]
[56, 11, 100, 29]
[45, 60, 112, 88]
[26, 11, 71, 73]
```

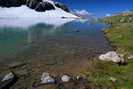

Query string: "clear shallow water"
[0, 18, 112, 63]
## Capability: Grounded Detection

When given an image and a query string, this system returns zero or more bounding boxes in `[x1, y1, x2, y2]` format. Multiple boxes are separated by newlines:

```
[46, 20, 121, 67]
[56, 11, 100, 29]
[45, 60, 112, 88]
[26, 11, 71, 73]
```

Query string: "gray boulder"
[40, 72, 55, 84]
[61, 75, 71, 82]
[0, 72, 17, 89]
[1, 72, 14, 82]
[99, 51, 125, 63]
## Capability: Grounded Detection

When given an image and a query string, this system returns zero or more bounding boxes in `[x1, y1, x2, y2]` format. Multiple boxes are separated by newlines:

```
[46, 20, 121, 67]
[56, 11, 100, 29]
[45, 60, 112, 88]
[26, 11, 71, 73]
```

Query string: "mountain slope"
[0, 0, 77, 18]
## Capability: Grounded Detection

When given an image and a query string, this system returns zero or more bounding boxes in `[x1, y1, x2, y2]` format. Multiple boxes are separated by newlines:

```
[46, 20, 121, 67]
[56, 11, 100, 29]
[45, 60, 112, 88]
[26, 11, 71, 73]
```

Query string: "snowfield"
[0, 0, 78, 27]
[0, 5, 77, 18]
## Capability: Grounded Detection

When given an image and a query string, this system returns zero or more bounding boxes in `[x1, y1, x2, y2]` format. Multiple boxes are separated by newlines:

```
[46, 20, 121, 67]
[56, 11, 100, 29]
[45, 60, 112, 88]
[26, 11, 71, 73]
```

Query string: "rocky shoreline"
[0, 61, 91, 89]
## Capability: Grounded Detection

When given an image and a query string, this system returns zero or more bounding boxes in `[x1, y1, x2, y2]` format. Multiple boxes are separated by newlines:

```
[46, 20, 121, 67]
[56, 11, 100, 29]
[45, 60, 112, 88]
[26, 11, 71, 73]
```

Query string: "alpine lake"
[0, 18, 113, 89]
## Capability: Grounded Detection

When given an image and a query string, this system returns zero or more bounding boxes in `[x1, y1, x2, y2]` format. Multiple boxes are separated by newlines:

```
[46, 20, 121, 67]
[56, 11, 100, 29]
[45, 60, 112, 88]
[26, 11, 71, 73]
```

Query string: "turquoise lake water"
[0, 18, 113, 63]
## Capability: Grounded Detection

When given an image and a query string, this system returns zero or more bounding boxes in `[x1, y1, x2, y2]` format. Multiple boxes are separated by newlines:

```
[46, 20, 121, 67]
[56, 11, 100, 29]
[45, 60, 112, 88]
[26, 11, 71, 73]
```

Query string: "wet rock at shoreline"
[0, 72, 17, 89]
[40, 72, 55, 84]
[99, 51, 125, 63]
[31, 72, 90, 89]
[61, 75, 71, 82]
[1, 72, 15, 82]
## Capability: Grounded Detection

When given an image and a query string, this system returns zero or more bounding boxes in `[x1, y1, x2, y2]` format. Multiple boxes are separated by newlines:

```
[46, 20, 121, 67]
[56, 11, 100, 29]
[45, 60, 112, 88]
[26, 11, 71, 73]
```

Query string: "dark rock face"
[26, 0, 41, 9]
[0, 0, 24, 7]
[54, 2, 69, 12]
[35, 2, 55, 12]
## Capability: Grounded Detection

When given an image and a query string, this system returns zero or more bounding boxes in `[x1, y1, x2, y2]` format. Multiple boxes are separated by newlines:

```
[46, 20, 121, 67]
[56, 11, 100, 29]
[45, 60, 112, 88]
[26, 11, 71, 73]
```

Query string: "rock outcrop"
[54, 2, 69, 12]
[26, 0, 40, 9]
[35, 2, 55, 12]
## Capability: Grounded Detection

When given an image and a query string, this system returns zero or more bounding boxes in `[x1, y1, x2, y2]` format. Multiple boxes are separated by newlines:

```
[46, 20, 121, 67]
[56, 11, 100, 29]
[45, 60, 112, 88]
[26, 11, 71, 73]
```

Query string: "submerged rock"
[61, 75, 71, 82]
[40, 72, 55, 84]
[0, 72, 17, 89]
[99, 51, 125, 63]
[1, 72, 14, 82]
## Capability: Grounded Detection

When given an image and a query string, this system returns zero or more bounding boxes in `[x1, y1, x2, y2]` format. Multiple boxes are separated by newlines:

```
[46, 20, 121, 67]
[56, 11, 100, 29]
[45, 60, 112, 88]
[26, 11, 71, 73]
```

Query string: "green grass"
[86, 14, 133, 89]
[104, 23, 133, 54]
[87, 58, 133, 89]
[99, 15, 133, 54]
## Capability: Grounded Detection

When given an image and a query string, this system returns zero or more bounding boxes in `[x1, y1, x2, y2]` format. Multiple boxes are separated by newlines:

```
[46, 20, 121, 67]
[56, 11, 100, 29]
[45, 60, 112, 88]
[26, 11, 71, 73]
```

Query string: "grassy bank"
[99, 15, 133, 54]
[87, 58, 133, 89]
[87, 14, 133, 89]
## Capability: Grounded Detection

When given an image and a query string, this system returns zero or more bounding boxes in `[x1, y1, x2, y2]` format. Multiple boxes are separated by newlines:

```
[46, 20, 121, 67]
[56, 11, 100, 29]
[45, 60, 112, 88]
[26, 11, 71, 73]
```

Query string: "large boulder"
[54, 2, 69, 12]
[99, 51, 125, 63]
[35, 1, 55, 12]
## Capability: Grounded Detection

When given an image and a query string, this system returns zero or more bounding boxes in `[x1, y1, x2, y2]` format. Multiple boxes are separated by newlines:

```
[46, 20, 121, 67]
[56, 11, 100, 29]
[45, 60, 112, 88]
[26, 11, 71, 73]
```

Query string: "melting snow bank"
[0, 5, 78, 18]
